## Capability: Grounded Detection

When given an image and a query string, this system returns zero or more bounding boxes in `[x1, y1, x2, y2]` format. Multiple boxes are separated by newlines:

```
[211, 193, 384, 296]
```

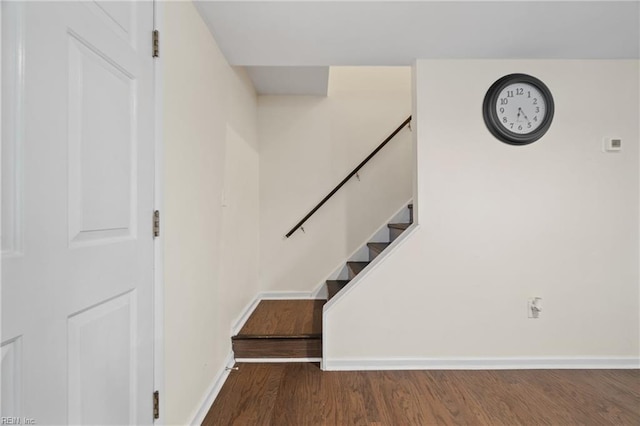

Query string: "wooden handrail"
[285, 116, 412, 238]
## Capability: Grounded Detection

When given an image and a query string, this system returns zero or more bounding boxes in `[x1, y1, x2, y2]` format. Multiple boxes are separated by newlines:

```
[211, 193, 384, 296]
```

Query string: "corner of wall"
[163, 1, 260, 423]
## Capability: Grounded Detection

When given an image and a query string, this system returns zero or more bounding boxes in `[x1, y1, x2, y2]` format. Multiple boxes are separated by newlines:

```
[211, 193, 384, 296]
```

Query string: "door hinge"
[153, 390, 160, 420]
[152, 30, 159, 58]
[153, 210, 160, 238]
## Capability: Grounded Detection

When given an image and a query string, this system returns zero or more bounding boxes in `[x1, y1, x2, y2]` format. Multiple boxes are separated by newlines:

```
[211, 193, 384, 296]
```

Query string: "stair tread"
[236, 299, 324, 337]
[388, 222, 411, 230]
[233, 333, 321, 339]
[367, 242, 390, 253]
[347, 261, 369, 267]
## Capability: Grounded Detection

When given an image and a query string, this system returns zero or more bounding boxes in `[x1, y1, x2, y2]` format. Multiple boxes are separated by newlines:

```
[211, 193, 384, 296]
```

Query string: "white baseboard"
[260, 291, 318, 300]
[235, 357, 322, 363]
[311, 199, 413, 294]
[322, 222, 419, 314]
[189, 351, 235, 425]
[323, 356, 640, 371]
[231, 296, 262, 335]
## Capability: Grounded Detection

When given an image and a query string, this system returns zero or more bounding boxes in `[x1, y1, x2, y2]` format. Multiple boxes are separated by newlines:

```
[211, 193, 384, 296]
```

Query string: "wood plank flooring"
[202, 363, 640, 425]
[237, 300, 324, 337]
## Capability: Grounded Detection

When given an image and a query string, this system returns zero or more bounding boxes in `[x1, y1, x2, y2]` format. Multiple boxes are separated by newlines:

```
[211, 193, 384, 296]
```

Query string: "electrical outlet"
[528, 297, 542, 319]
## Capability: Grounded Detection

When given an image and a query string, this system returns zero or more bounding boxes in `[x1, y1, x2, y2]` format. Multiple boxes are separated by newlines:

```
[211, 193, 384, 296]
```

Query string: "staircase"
[232, 203, 413, 359]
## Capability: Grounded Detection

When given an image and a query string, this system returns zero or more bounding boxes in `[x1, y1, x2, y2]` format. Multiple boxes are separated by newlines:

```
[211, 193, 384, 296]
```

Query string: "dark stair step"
[326, 280, 350, 300]
[388, 222, 411, 242]
[232, 299, 324, 358]
[346, 261, 369, 280]
[388, 222, 410, 230]
[367, 242, 390, 261]
[232, 337, 321, 358]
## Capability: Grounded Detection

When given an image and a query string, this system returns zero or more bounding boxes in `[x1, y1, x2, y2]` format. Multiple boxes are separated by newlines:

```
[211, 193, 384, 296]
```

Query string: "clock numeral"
[535, 106, 540, 113]
[516, 88, 524, 95]
[527, 122, 532, 128]
[518, 125, 523, 131]
[499, 107, 504, 113]
[502, 117, 507, 123]
[533, 116, 538, 122]
[507, 90, 514, 98]
[509, 123, 514, 129]
[500, 98, 508, 105]
[533, 98, 538, 105]
[528, 91, 531, 98]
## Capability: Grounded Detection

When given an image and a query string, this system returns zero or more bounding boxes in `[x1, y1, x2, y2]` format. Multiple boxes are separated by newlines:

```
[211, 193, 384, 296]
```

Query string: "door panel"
[2, 1, 155, 424]
[0, 337, 22, 417]
[67, 32, 137, 245]
[67, 291, 137, 425]
[88, 1, 137, 47]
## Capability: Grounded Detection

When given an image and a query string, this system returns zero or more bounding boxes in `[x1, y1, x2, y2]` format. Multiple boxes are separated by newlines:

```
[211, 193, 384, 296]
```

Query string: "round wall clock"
[482, 73, 554, 145]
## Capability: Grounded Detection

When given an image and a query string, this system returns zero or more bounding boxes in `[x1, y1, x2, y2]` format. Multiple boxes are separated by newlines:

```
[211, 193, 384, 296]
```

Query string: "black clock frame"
[482, 73, 554, 146]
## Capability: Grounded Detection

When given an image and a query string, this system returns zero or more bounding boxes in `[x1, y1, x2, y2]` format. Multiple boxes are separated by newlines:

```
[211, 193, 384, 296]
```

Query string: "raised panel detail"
[1, 2, 25, 257]
[86, 1, 137, 47]
[68, 290, 137, 425]
[67, 33, 137, 247]
[1, 336, 23, 417]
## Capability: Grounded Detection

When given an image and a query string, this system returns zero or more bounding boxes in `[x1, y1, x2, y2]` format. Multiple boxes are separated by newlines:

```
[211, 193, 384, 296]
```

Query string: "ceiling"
[194, 1, 640, 95]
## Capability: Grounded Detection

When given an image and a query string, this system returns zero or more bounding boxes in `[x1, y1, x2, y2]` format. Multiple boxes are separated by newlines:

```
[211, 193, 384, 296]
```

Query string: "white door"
[2, 1, 156, 424]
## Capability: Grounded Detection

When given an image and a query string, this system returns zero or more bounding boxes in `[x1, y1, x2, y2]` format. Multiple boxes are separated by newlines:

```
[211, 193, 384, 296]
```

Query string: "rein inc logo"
[1, 418, 36, 425]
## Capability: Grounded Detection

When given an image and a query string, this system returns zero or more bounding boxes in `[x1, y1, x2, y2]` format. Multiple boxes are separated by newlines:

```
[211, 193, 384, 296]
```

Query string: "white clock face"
[494, 82, 547, 135]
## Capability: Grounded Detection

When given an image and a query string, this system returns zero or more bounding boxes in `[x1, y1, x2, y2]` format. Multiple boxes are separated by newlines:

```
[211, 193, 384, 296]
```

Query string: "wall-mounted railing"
[285, 116, 412, 238]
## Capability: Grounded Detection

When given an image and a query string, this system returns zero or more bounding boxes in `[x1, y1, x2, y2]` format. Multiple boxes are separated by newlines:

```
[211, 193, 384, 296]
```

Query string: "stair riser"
[369, 247, 382, 262]
[347, 262, 368, 280]
[233, 338, 322, 358]
[327, 288, 339, 300]
[389, 227, 404, 242]
[327, 281, 348, 300]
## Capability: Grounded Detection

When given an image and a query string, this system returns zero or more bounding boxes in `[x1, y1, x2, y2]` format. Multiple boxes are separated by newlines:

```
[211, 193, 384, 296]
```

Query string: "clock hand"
[517, 107, 531, 123]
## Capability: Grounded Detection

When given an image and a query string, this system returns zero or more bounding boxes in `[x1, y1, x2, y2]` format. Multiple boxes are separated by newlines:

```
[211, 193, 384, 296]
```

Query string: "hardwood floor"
[202, 363, 640, 425]
[236, 300, 324, 337]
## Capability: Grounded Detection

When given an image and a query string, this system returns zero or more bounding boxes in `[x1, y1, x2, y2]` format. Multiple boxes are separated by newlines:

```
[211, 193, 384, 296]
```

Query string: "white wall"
[163, 2, 259, 424]
[259, 67, 412, 293]
[325, 60, 639, 367]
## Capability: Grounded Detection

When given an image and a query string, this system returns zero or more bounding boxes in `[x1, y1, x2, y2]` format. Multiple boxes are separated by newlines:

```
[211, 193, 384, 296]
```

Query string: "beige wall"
[325, 60, 640, 367]
[163, 2, 259, 424]
[259, 67, 412, 293]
